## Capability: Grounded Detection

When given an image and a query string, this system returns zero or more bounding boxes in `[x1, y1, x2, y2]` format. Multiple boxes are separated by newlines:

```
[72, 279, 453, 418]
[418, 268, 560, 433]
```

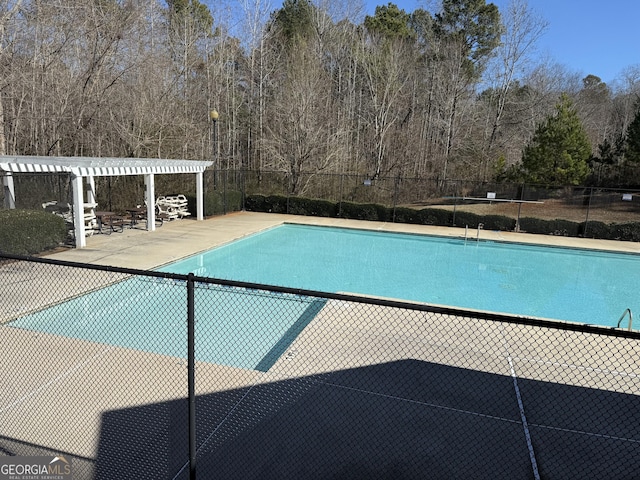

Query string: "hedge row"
[245, 194, 640, 242]
[245, 194, 520, 230]
[0, 209, 67, 255]
[6, 193, 639, 256]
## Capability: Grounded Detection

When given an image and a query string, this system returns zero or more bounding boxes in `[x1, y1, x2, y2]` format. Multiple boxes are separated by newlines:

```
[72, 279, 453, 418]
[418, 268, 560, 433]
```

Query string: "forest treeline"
[1, 0, 639, 195]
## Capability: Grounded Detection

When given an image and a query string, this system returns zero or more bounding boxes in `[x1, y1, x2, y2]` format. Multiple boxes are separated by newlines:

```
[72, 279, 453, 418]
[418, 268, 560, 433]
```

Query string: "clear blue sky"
[365, 0, 640, 84]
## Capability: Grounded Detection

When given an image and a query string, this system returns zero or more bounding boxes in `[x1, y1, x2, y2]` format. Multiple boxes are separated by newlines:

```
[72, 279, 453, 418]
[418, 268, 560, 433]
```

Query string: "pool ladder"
[617, 308, 633, 331]
[464, 224, 483, 242]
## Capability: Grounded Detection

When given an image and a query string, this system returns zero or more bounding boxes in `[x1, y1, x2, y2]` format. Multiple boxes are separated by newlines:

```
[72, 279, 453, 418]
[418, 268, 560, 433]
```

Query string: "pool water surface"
[160, 224, 640, 328]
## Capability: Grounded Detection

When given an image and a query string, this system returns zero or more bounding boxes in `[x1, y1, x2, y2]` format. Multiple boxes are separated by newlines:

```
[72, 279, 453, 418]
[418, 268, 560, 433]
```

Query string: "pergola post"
[2, 172, 15, 209]
[86, 175, 96, 207]
[145, 174, 156, 231]
[196, 171, 204, 220]
[71, 174, 86, 248]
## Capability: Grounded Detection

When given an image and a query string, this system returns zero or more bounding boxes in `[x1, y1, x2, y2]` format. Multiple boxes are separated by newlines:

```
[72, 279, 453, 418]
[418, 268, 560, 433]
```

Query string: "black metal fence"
[4, 170, 640, 229]
[1, 253, 639, 479]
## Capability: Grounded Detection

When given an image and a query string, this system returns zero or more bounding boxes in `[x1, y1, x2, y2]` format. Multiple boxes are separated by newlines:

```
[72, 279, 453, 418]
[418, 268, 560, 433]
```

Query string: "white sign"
[622, 193, 633, 201]
[487, 192, 496, 199]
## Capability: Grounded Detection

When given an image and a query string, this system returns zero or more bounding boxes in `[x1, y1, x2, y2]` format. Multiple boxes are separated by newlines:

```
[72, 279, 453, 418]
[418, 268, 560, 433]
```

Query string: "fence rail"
[1, 253, 639, 479]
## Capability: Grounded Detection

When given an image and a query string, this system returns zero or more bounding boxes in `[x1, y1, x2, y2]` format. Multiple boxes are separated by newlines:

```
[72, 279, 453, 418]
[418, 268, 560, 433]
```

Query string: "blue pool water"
[11, 276, 326, 371]
[160, 224, 640, 328]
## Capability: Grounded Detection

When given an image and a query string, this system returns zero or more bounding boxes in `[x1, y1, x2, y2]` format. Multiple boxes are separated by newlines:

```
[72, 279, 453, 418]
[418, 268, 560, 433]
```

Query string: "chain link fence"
[1, 253, 639, 479]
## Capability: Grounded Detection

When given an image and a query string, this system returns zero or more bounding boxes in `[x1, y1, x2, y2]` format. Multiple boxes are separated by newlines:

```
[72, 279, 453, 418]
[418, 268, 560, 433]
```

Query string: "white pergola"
[0, 155, 213, 248]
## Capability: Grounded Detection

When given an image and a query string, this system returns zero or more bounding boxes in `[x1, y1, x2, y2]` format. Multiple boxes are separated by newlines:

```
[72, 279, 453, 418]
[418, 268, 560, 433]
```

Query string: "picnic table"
[126, 207, 147, 229]
[95, 211, 127, 234]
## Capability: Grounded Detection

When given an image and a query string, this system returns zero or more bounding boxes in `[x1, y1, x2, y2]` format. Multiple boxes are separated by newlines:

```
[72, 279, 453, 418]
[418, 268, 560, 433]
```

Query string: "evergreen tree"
[625, 101, 640, 164]
[434, 0, 502, 78]
[271, 0, 314, 45]
[520, 94, 592, 185]
[167, 0, 213, 33]
[364, 3, 414, 40]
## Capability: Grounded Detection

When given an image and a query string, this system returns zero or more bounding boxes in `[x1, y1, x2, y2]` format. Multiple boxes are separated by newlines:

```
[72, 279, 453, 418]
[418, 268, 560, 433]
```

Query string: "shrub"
[245, 194, 267, 212]
[550, 219, 580, 237]
[372, 203, 390, 222]
[518, 217, 549, 234]
[0, 209, 67, 255]
[416, 208, 452, 226]
[187, 192, 223, 217]
[286, 196, 306, 215]
[288, 197, 337, 217]
[452, 211, 482, 228]
[311, 199, 338, 217]
[481, 215, 516, 231]
[339, 202, 386, 221]
[608, 222, 640, 242]
[580, 221, 610, 239]
[392, 207, 422, 224]
[265, 195, 289, 213]
[223, 190, 244, 212]
[519, 217, 580, 236]
[242, 193, 640, 243]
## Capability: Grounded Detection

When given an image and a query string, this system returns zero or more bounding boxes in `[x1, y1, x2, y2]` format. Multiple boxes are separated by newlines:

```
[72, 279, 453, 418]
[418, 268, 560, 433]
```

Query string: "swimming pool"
[10, 223, 638, 371]
[160, 223, 640, 328]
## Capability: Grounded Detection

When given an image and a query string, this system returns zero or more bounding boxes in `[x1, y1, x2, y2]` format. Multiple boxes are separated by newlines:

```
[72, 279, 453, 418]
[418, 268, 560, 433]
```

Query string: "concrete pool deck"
[45, 211, 640, 269]
[2, 212, 639, 479]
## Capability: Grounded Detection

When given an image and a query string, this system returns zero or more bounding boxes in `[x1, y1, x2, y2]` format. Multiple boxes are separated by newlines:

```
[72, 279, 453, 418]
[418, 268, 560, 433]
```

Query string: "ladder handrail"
[617, 308, 633, 331]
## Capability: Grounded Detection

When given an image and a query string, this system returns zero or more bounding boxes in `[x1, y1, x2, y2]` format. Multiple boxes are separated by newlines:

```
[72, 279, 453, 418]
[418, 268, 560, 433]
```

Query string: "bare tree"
[357, 35, 412, 179]
[262, 43, 346, 194]
[0, 0, 23, 156]
[239, 0, 273, 171]
[485, 0, 547, 149]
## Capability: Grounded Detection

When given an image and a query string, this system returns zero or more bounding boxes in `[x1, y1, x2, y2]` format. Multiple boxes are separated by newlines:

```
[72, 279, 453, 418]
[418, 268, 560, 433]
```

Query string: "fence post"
[584, 187, 593, 237]
[187, 273, 196, 480]
[452, 180, 458, 227]
[241, 168, 246, 211]
[392, 175, 399, 223]
[338, 174, 343, 217]
[223, 169, 227, 215]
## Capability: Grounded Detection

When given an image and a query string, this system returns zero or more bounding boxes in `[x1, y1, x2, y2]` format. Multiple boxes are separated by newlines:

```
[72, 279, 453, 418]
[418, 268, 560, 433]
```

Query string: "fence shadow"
[91, 359, 639, 480]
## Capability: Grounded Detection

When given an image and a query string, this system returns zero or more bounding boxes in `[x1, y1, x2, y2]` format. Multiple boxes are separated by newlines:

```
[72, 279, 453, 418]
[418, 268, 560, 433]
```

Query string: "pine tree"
[364, 3, 414, 40]
[272, 0, 314, 46]
[520, 94, 592, 185]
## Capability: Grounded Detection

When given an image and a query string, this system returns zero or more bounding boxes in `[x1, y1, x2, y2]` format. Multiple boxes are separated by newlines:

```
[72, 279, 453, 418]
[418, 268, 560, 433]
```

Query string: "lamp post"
[210, 109, 218, 189]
